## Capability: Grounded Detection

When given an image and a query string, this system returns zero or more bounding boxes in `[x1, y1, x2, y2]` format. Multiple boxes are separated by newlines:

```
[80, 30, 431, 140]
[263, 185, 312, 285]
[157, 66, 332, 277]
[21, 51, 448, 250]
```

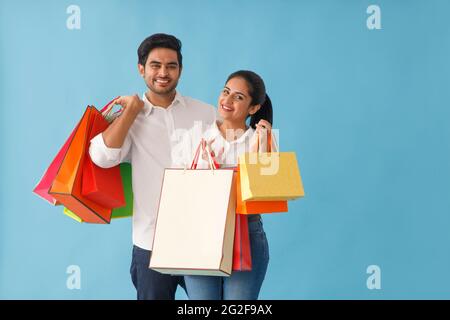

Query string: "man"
[89, 34, 216, 300]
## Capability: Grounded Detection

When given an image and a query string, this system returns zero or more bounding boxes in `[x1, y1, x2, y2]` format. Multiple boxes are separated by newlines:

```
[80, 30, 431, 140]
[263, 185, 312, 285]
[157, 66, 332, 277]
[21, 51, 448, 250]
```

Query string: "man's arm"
[102, 95, 145, 148]
[88, 95, 144, 168]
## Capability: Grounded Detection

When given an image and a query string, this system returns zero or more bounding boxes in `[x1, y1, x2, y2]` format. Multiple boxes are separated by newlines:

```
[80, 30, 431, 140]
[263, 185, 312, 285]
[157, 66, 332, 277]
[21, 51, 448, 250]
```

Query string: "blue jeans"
[130, 245, 186, 300]
[184, 215, 270, 300]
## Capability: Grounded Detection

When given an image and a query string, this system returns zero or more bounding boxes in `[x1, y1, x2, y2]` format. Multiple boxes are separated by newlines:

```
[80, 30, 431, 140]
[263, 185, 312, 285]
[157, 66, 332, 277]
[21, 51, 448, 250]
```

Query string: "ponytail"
[250, 94, 273, 129]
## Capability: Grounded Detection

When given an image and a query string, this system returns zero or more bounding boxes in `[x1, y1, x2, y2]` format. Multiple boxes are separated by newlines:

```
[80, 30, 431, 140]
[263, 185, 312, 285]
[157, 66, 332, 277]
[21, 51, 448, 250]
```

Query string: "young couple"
[89, 33, 273, 300]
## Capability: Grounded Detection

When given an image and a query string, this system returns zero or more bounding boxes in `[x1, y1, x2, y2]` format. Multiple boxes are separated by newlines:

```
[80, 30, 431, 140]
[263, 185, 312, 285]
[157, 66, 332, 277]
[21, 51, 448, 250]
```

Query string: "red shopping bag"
[233, 214, 252, 271]
[81, 107, 125, 208]
[48, 98, 122, 223]
[33, 125, 78, 205]
[33, 98, 118, 207]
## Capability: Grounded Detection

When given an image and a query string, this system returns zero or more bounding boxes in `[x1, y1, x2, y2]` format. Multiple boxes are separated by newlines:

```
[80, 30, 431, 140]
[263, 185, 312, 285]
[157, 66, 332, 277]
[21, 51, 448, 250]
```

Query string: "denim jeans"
[130, 245, 186, 300]
[184, 215, 270, 300]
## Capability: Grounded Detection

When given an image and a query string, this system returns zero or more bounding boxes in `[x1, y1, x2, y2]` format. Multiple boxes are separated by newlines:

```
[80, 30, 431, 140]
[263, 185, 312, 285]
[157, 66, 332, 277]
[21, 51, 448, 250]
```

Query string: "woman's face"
[218, 77, 260, 124]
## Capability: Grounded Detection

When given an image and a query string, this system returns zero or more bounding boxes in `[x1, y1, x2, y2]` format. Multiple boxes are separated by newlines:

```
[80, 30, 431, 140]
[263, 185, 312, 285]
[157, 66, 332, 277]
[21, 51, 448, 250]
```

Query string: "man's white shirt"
[89, 91, 216, 250]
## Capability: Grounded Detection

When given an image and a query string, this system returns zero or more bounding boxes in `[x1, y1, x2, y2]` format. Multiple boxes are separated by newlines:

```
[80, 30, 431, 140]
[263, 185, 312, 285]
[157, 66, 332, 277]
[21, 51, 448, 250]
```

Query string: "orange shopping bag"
[49, 105, 114, 223]
[235, 132, 288, 214]
[236, 167, 288, 214]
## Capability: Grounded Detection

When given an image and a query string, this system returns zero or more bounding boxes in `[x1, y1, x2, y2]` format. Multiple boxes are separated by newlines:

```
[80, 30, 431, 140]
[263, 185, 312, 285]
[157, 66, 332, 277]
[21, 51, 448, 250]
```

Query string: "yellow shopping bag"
[63, 207, 83, 223]
[238, 133, 304, 201]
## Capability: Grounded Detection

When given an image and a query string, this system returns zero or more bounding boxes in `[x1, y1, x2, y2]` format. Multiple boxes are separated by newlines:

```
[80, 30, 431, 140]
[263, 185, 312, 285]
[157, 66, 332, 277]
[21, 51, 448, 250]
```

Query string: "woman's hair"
[226, 70, 273, 129]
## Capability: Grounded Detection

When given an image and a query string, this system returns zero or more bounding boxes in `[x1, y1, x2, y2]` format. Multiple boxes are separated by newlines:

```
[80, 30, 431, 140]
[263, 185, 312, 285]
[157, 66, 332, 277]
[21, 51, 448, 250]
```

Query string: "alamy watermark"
[66, 265, 81, 290]
[66, 5, 81, 30]
[367, 5, 382, 30]
[366, 265, 381, 290]
[170, 121, 281, 175]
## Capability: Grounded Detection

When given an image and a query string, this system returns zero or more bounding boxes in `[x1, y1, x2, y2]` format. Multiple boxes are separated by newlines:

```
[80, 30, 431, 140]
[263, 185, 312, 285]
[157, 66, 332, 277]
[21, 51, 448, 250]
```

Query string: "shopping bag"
[190, 142, 252, 271]
[109, 162, 133, 219]
[239, 131, 305, 201]
[49, 106, 113, 223]
[81, 109, 125, 209]
[150, 142, 236, 276]
[33, 124, 79, 205]
[63, 207, 83, 223]
[62, 162, 134, 222]
[235, 133, 288, 213]
[33, 98, 117, 206]
[235, 167, 288, 214]
[232, 214, 252, 271]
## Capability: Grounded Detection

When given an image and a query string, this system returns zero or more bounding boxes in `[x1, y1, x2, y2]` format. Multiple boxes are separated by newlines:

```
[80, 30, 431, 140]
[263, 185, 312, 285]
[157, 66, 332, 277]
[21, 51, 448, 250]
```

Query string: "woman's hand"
[201, 138, 224, 167]
[255, 119, 272, 133]
[254, 119, 272, 153]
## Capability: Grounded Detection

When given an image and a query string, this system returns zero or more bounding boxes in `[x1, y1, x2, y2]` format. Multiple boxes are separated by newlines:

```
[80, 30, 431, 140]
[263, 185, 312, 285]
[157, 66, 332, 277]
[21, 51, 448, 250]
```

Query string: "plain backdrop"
[1, 0, 450, 299]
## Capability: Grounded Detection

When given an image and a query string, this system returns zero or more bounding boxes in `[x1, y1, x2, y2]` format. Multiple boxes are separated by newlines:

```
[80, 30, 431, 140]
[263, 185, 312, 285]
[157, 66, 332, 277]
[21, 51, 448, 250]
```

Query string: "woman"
[180, 70, 274, 300]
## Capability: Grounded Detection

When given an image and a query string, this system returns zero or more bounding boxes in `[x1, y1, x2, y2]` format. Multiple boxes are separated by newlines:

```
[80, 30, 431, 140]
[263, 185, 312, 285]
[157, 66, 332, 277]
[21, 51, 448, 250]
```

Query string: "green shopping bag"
[110, 163, 133, 219]
[63, 163, 133, 222]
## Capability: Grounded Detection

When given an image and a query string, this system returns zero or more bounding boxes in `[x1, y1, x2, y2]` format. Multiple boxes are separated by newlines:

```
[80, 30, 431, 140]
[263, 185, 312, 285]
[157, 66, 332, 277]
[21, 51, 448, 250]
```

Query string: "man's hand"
[115, 94, 145, 116]
[101, 94, 144, 148]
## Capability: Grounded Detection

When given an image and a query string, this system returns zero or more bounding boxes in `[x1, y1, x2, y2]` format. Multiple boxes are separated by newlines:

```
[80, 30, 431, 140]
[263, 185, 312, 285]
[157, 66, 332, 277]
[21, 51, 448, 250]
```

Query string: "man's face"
[139, 47, 181, 95]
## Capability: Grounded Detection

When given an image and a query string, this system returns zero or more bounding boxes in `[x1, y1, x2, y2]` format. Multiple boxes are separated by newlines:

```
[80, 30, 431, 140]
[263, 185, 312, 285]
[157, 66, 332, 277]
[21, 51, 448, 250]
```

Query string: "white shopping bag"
[150, 168, 236, 276]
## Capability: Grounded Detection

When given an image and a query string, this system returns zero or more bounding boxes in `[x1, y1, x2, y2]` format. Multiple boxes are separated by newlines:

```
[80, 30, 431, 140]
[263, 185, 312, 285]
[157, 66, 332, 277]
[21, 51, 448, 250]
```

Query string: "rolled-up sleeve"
[89, 133, 131, 168]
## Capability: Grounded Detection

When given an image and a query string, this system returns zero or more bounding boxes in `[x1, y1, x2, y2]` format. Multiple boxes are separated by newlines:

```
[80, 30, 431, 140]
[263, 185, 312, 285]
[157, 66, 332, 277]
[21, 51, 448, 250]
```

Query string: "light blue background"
[1, 0, 449, 299]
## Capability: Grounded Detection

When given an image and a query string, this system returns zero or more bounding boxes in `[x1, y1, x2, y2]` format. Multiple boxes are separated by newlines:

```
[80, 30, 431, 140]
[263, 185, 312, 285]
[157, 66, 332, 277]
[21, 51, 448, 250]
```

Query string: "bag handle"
[256, 129, 278, 153]
[205, 140, 220, 169]
[100, 97, 119, 113]
[190, 142, 202, 169]
[101, 96, 122, 119]
[204, 142, 216, 170]
[190, 139, 220, 170]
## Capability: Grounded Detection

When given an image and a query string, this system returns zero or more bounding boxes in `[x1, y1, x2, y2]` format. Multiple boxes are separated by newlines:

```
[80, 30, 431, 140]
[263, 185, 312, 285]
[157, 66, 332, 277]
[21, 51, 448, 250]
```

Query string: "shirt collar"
[142, 91, 185, 116]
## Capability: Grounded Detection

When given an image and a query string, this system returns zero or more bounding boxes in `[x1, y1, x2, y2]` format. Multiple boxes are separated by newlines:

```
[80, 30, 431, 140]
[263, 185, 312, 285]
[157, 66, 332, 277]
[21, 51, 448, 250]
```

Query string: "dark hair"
[137, 33, 183, 68]
[226, 70, 273, 129]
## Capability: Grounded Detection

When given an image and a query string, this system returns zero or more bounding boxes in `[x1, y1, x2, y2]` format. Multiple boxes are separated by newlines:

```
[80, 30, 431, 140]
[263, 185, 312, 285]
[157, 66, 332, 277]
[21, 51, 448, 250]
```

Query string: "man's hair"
[137, 33, 183, 68]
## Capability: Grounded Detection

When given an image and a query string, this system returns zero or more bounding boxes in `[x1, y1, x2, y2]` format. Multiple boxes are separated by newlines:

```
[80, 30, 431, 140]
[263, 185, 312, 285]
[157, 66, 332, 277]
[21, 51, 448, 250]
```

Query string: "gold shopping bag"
[239, 151, 305, 201]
